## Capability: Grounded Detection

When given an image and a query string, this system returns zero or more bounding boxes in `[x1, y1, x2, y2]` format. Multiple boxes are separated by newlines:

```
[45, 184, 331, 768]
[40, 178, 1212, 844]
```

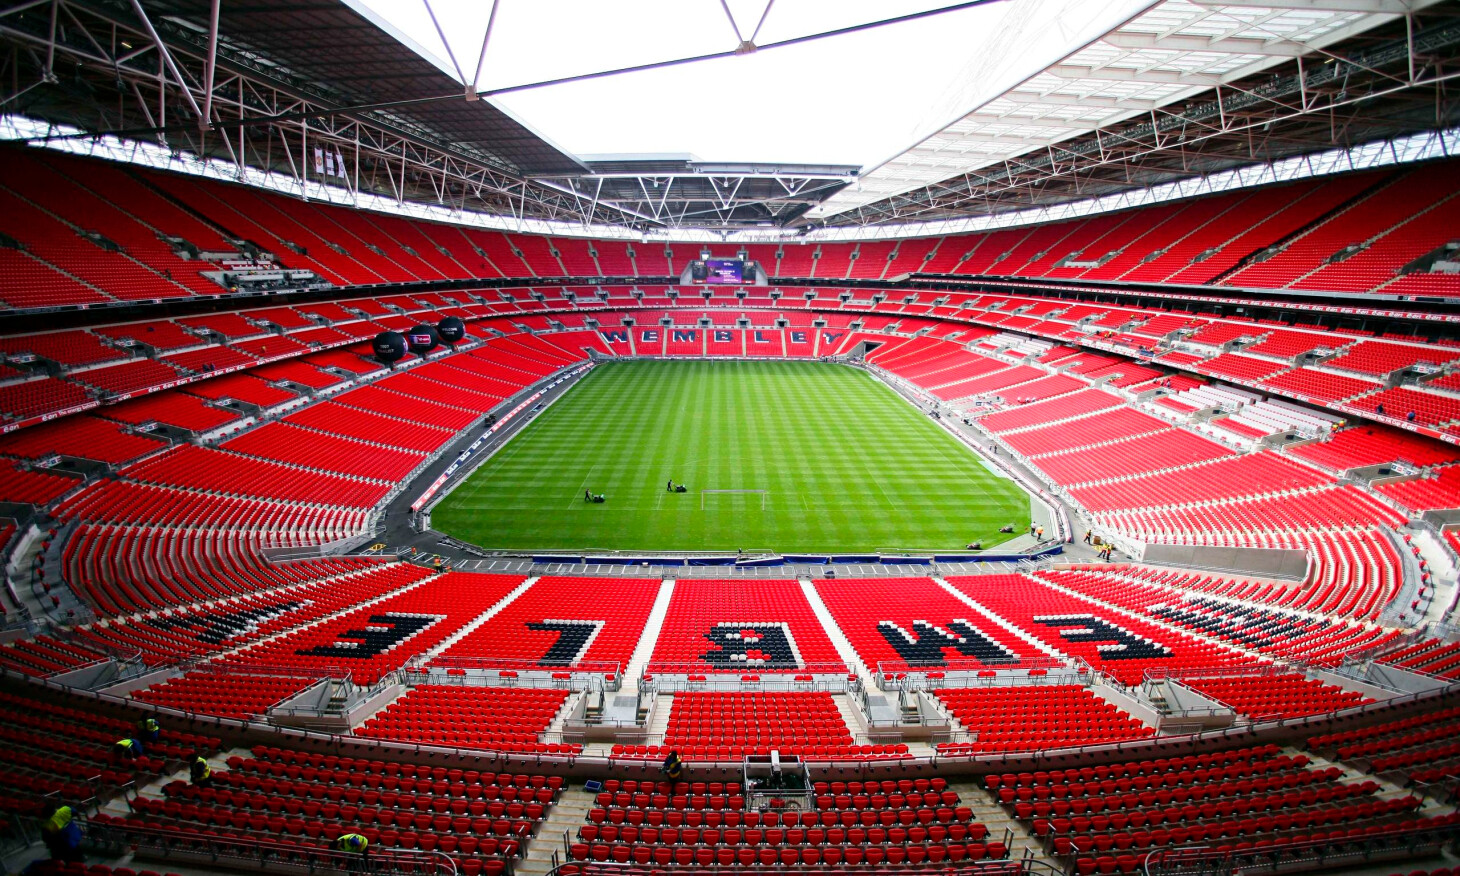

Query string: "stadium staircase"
[621, 579, 674, 690]
[516, 787, 597, 876]
[797, 577, 867, 678]
[414, 577, 538, 663]
[930, 577, 1065, 660]
[949, 780, 1049, 865]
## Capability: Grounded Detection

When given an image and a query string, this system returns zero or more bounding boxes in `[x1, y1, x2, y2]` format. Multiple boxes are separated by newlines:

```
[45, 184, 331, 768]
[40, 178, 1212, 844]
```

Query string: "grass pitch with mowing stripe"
[431, 359, 1029, 553]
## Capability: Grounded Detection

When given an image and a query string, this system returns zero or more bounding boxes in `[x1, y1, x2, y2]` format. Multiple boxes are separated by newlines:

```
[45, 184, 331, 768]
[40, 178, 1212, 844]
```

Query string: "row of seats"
[935, 686, 1153, 755]
[7, 150, 1460, 310]
[0, 687, 219, 815]
[216, 572, 525, 684]
[355, 686, 580, 754]
[0, 562, 427, 674]
[1040, 567, 1400, 667]
[945, 575, 1251, 686]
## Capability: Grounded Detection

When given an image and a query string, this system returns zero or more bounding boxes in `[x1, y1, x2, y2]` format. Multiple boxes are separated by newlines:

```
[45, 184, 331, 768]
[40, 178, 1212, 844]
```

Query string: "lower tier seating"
[612, 692, 905, 761]
[117, 744, 561, 876]
[131, 672, 316, 720]
[935, 686, 1153, 755]
[355, 686, 581, 755]
[0, 687, 220, 815]
[1308, 705, 1460, 785]
[571, 775, 998, 867]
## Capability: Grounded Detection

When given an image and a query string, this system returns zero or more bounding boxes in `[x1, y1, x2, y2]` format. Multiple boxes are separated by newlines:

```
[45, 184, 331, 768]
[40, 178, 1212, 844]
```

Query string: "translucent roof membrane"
[344, 0, 1149, 167]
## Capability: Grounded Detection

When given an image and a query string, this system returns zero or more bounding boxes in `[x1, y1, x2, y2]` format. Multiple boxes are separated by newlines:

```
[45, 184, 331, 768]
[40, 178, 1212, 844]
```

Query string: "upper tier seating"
[618, 692, 904, 762]
[5, 149, 1460, 317]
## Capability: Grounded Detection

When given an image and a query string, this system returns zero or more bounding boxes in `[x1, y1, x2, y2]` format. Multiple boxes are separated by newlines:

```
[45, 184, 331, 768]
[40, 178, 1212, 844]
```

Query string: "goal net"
[700, 489, 768, 510]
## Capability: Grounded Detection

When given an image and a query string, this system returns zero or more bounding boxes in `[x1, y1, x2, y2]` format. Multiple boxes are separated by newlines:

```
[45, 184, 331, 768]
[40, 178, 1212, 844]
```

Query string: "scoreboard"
[690, 258, 749, 284]
[703, 258, 744, 284]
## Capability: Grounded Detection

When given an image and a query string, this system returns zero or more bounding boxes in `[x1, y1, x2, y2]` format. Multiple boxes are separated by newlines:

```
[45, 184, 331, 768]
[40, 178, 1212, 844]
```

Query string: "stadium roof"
[145, 0, 589, 177]
[808, 0, 1457, 223]
[1, 0, 1456, 232]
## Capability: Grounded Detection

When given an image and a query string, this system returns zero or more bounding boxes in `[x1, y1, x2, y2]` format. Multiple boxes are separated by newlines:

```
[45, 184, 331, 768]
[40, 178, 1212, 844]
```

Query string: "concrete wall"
[1141, 543, 1308, 580]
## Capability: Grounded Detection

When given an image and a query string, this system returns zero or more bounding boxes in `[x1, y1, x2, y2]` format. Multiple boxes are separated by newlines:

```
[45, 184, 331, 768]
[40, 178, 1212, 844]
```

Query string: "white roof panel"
[809, 0, 1436, 220]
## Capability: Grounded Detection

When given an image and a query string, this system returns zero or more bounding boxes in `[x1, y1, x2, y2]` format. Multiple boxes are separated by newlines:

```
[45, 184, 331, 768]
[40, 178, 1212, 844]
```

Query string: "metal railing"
[12, 656, 1460, 775]
[875, 657, 1074, 690]
[544, 860, 1064, 876]
[1142, 822, 1458, 876]
[84, 821, 459, 876]
[641, 663, 855, 693]
[424, 657, 623, 689]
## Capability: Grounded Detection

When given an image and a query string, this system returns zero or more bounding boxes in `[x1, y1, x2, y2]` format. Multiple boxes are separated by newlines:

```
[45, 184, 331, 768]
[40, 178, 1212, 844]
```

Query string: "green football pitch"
[430, 359, 1030, 553]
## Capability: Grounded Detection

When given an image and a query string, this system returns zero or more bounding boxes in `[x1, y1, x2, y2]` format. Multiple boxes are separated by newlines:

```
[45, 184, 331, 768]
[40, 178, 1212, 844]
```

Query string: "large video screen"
[703, 258, 744, 284]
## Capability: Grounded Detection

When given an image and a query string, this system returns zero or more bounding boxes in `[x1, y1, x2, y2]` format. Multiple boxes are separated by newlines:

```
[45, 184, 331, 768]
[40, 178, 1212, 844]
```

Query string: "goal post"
[700, 489, 768, 510]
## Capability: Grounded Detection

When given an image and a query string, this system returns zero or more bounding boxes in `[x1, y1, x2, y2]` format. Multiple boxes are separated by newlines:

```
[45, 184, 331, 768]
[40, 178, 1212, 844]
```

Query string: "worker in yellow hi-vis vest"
[189, 753, 213, 787]
[336, 833, 370, 871]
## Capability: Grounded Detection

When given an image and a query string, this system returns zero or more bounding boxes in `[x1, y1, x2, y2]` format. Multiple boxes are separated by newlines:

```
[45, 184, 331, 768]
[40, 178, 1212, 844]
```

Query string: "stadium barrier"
[542, 857, 1061, 876]
[81, 818, 459, 876]
[420, 658, 624, 691]
[640, 663, 856, 693]
[875, 657, 1078, 691]
[12, 658, 1460, 776]
[1142, 821, 1459, 876]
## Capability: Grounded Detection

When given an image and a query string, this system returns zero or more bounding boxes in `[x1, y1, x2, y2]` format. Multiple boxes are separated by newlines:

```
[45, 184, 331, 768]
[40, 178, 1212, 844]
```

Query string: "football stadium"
[2, 1, 1460, 875]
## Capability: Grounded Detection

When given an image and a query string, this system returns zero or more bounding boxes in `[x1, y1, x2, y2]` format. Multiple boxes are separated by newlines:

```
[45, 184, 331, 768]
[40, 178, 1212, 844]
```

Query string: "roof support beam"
[1189, 0, 1426, 12]
[125, 0, 203, 126]
[1047, 64, 1224, 87]
[1004, 90, 1162, 112]
[198, 0, 219, 132]
[1101, 31, 1307, 57]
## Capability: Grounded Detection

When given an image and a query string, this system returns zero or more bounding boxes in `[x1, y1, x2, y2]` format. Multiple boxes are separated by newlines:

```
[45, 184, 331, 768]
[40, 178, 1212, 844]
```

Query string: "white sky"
[344, 0, 1151, 168]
